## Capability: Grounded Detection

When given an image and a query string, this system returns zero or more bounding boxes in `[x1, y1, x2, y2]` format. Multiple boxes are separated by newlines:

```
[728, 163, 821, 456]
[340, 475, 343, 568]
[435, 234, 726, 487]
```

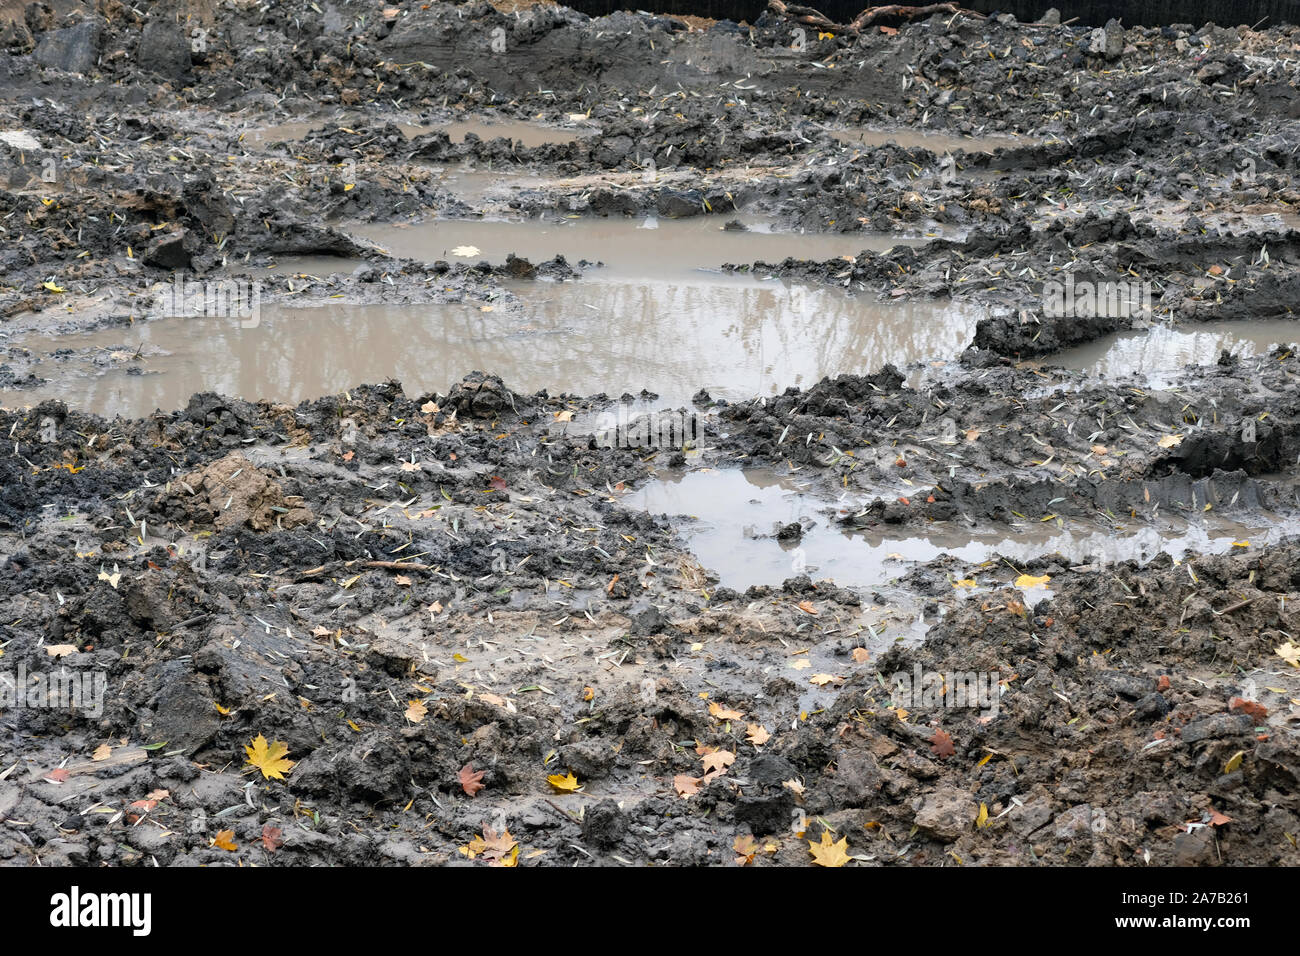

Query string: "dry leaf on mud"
[1157, 434, 1184, 448]
[45, 644, 77, 658]
[261, 825, 284, 852]
[674, 774, 703, 798]
[1014, 573, 1051, 588]
[97, 569, 121, 589]
[808, 830, 850, 867]
[451, 245, 481, 258]
[459, 763, 486, 797]
[930, 729, 956, 759]
[809, 673, 845, 687]
[553, 410, 575, 422]
[461, 827, 518, 866]
[404, 699, 428, 723]
[244, 734, 295, 780]
[708, 701, 745, 721]
[851, 647, 870, 663]
[797, 600, 818, 615]
[746, 723, 771, 746]
[954, 578, 977, 588]
[213, 830, 238, 852]
[92, 743, 112, 761]
[790, 658, 811, 670]
[701, 749, 735, 774]
[783, 778, 806, 797]
[1276, 641, 1300, 668]
[964, 428, 980, 442]
[734, 834, 758, 866]
[546, 772, 580, 793]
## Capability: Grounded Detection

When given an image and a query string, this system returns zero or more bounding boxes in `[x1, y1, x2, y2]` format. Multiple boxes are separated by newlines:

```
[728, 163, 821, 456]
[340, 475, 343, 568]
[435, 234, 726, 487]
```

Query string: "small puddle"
[246, 116, 593, 148]
[826, 125, 1038, 154]
[1052, 320, 1300, 385]
[349, 214, 934, 271]
[623, 468, 1288, 591]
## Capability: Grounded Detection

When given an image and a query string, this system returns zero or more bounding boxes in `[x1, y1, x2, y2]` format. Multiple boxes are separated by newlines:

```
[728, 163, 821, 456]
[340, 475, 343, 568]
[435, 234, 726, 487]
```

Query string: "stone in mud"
[143, 229, 192, 269]
[1053, 803, 1097, 841]
[1096, 670, 1152, 701]
[162, 453, 314, 532]
[1135, 692, 1171, 721]
[137, 18, 192, 82]
[1181, 714, 1254, 744]
[913, 786, 975, 842]
[32, 17, 103, 73]
[655, 189, 705, 219]
[1085, 19, 1124, 60]
[581, 799, 627, 849]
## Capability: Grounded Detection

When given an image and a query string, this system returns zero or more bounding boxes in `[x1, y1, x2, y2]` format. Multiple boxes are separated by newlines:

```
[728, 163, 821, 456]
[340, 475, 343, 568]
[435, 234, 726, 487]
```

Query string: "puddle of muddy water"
[0, 280, 983, 417]
[349, 214, 934, 271]
[623, 468, 1292, 591]
[246, 116, 593, 148]
[1053, 320, 1300, 385]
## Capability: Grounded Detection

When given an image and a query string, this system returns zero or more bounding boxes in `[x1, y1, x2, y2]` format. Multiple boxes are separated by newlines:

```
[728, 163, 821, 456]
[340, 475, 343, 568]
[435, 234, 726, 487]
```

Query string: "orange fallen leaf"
[546, 772, 580, 793]
[213, 830, 238, 852]
[708, 701, 745, 721]
[261, 825, 283, 852]
[674, 774, 703, 798]
[746, 723, 771, 746]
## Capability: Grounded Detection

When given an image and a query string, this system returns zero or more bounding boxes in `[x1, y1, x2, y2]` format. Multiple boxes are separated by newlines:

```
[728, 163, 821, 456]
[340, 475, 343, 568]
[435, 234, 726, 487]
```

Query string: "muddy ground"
[1, 0, 1299, 867]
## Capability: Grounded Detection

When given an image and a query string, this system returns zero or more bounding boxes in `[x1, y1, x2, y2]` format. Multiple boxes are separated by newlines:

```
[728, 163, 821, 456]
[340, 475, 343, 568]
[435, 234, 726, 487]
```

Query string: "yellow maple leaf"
[954, 578, 977, 588]
[546, 772, 580, 793]
[746, 723, 771, 746]
[1014, 573, 1051, 588]
[213, 829, 238, 851]
[42, 281, 65, 293]
[244, 734, 295, 780]
[809, 830, 851, 867]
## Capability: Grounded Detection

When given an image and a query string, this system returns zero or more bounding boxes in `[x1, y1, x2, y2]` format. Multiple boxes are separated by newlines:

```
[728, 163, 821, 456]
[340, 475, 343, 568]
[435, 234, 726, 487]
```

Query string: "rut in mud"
[1, 0, 1299, 868]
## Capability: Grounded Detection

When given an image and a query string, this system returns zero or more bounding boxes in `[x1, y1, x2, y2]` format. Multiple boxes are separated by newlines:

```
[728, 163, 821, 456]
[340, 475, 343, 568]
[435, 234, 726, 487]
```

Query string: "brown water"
[349, 215, 935, 271]
[1050, 320, 1300, 385]
[245, 116, 593, 148]
[623, 468, 1289, 590]
[0, 280, 984, 417]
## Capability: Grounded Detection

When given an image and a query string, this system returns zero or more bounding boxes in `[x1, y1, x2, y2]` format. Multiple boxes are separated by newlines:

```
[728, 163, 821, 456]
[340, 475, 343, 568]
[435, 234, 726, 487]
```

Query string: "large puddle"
[625, 468, 1290, 590]
[0, 280, 983, 417]
[1050, 320, 1300, 385]
[348, 214, 936, 270]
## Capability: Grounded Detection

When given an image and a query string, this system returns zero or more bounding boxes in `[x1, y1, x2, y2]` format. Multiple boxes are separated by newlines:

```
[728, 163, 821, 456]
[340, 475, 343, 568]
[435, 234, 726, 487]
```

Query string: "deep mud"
[1, 1, 1299, 868]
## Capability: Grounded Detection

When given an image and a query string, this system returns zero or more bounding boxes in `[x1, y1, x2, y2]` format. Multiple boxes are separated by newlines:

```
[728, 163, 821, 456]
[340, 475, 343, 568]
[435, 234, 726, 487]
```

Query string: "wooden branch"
[767, 0, 986, 35]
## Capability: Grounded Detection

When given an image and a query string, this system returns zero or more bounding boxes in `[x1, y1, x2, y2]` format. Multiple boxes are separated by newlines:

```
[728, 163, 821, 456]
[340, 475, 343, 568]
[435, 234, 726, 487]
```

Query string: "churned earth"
[0, 0, 1299, 867]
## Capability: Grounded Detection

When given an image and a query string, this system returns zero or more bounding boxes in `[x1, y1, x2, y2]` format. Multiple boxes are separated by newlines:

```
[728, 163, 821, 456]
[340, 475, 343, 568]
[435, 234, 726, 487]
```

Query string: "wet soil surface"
[1, 1, 1300, 868]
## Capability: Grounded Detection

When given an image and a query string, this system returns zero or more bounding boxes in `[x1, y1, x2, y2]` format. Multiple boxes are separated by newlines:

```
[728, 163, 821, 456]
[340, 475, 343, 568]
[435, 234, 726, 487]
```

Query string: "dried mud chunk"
[164, 453, 314, 532]
[445, 372, 515, 418]
[913, 786, 976, 842]
[581, 799, 627, 849]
